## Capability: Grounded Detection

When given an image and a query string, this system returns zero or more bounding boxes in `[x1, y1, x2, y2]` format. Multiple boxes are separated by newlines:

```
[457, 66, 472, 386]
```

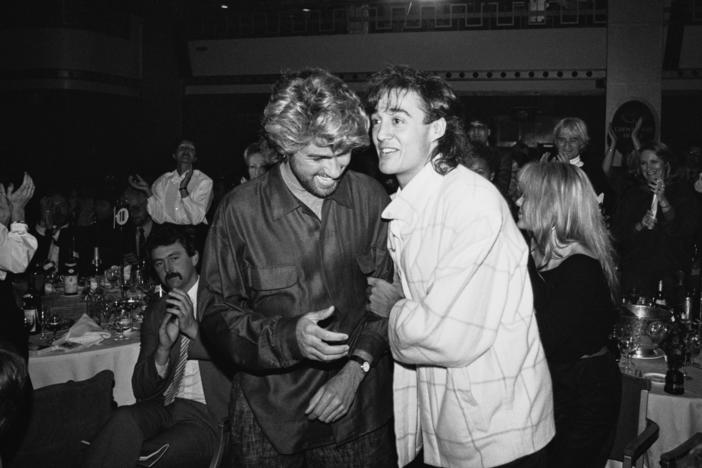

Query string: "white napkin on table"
[53, 313, 112, 347]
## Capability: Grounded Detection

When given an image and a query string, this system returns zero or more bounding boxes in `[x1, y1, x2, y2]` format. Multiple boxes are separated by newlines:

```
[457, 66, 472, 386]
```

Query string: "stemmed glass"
[684, 329, 701, 378]
[612, 323, 637, 375]
[113, 309, 133, 341]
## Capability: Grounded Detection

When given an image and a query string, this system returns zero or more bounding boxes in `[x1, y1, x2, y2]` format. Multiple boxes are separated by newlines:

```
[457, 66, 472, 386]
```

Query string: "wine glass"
[684, 330, 701, 376]
[113, 309, 133, 341]
[24, 313, 35, 333]
[614, 323, 637, 375]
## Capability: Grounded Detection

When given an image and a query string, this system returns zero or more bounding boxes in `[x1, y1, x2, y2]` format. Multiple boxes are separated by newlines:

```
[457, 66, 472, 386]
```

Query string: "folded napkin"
[53, 313, 112, 347]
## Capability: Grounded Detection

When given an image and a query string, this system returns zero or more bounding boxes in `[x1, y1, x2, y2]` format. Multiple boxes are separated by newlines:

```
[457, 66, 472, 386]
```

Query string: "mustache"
[165, 272, 183, 281]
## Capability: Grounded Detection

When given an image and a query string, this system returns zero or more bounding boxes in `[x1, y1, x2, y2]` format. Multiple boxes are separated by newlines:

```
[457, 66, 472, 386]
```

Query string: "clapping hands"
[0, 173, 35, 227]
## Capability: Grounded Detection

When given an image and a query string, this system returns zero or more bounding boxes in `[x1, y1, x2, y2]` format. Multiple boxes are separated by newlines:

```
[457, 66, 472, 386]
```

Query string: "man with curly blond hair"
[199, 68, 396, 467]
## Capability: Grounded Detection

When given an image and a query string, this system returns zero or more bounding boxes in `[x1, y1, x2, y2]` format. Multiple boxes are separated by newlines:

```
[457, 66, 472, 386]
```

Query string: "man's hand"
[128, 174, 152, 197]
[165, 289, 198, 340]
[0, 186, 11, 228]
[179, 170, 193, 191]
[295, 306, 349, 361]
[7, 172, 34, 214]
[366, 277, 403, 318]
[156, 312, 180, 365]
[305, 361, 365, 423]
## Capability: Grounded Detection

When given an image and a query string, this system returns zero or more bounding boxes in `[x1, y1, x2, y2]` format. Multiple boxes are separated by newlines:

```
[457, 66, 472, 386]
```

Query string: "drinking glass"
[684, 330, 701, 376]
[613, 323, 637, 375]
[113, 309, 133, 341]
[39, 307, 53, 340]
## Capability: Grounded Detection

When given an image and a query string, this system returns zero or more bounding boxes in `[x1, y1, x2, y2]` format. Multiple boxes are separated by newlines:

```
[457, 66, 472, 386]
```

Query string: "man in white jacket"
[365, 65, 555, 468]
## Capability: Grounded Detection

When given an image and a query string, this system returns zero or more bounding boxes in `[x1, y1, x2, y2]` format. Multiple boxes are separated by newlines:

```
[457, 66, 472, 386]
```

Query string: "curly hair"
[365, 64, 470, 175]
[262, 68, 369, 158]
[517, 162, 619, 299]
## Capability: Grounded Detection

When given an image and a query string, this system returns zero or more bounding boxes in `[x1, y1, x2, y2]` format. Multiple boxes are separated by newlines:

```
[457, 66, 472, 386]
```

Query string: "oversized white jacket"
[384, 163, 555, 468]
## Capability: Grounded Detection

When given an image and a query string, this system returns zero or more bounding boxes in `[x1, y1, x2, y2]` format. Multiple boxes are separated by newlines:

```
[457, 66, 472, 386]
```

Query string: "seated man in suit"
[122, 185, 154, 265]
[83, 224, 230, 468]
[31, 191, 77, 272]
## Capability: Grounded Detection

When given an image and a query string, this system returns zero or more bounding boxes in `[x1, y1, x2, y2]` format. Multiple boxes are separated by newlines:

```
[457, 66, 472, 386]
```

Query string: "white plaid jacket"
[384, 163, 555, 468]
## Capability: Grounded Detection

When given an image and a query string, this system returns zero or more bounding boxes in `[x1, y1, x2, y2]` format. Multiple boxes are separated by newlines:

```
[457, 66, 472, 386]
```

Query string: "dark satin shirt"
[199, 165, 394, 454]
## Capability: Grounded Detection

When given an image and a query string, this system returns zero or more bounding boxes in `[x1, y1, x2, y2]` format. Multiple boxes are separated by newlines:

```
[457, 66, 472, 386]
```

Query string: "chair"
[8, 370, 115, 468]
[660, 432, 702, 468]
[609, 373, 660, 468]
[208, 417, 231, 468]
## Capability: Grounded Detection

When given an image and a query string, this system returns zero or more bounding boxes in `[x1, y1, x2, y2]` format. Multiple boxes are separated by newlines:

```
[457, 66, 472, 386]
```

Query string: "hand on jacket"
[295, 306, 349, 362]
[366, 276, 403, 318]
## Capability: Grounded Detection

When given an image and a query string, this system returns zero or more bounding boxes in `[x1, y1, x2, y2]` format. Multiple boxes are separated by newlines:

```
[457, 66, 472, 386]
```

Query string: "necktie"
[163, 335, 189, 406]
[137, 227, 146, 259]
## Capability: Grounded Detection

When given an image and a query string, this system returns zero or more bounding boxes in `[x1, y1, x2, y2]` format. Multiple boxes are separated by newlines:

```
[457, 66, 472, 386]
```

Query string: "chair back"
[610, 374, 655, 468]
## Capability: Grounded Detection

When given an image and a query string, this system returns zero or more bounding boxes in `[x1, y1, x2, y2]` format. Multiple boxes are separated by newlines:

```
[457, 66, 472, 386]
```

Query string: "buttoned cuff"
[155, 359, 169, 378]
[10, 222, 28, 234]
[276, 315, 304, 363]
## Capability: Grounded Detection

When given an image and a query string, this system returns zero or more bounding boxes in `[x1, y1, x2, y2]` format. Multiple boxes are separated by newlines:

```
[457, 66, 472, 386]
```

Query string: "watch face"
[361, 361, 370, 373]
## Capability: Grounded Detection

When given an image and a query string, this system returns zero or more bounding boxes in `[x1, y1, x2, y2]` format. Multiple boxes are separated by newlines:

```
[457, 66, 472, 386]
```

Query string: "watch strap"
[348, 354, 370, 373]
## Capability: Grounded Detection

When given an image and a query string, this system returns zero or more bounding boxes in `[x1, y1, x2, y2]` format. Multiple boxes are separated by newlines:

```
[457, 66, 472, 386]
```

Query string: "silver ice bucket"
[619, 303, 671, 358]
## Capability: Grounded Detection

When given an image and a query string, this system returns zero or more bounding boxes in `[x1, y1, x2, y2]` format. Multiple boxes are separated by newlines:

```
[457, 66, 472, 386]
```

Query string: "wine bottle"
[91, 246, 104, 276]
[22, 281, 40, 334]
[654, 279, 667, 307]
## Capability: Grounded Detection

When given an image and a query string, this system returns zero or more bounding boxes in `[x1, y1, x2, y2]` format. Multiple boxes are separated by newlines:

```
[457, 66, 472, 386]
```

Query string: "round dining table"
[27, 291, 142, 406]
[632, 355, 702, 466]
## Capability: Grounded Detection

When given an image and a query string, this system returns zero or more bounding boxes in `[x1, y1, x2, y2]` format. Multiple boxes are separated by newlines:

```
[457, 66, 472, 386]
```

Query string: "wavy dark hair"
[365, 64, 470, 175]
[262, 68, 369, 158]
[146, 223, 198, 257]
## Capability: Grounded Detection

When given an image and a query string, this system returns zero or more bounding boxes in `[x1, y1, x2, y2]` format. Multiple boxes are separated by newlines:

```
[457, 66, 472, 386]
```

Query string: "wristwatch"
[348, 355, 370, 373]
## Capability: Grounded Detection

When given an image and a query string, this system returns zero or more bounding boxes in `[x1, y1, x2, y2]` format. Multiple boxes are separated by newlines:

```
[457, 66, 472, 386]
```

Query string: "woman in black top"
[612, 142, 699, 299]
[517, 162, 621, 467]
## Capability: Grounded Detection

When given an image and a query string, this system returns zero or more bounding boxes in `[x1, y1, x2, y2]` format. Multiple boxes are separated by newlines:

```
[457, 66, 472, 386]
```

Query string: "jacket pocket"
[448, 367, 490, 434]
[248, 265, 298, 291]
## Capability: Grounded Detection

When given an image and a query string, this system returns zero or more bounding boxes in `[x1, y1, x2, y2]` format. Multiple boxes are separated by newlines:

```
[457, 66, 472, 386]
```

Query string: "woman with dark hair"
[517, 162, 621, 467]
[613, 142, 699, 298]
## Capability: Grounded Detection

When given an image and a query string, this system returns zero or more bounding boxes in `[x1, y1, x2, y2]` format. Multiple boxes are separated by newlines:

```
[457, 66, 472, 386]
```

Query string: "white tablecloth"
[28, 334, 141, 406]
[632, 356, 702, 465]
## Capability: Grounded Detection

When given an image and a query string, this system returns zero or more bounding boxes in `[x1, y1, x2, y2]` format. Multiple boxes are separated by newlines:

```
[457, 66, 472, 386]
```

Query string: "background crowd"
[2, 64, 702, 468]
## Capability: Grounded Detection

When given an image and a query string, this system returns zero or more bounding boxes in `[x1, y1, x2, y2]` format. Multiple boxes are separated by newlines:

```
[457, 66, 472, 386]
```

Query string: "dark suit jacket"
[131, 295, 231, 421]
[30, 225, 77, 271]
[121, 221, 153, 262]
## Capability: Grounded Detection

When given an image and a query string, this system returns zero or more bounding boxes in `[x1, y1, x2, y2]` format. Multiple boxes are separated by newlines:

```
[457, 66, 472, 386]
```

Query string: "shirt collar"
[382, 161, 440, 221]
[569, 155, 584, 168]
[266, 163, 354, 221]
[187, 277, 199, 319]
[168, 168, 195, 183]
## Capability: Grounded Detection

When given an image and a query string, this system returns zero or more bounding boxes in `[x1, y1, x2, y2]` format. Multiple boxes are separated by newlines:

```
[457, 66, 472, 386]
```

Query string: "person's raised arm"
[179, 174, 213, 224]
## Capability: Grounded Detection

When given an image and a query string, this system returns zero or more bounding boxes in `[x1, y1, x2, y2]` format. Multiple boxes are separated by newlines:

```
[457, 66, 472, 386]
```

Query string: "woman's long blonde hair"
[518, 162, 618, 297]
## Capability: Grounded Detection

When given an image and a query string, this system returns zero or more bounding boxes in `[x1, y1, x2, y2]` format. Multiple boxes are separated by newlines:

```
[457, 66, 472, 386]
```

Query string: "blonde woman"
[517, 162, 621, 467]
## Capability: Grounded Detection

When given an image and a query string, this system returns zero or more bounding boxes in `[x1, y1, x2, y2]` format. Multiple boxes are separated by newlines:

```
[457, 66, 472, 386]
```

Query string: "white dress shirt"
[147, 169, 213, 225]
[155, 279, 207, 405]
[0, 222, 37, 280]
